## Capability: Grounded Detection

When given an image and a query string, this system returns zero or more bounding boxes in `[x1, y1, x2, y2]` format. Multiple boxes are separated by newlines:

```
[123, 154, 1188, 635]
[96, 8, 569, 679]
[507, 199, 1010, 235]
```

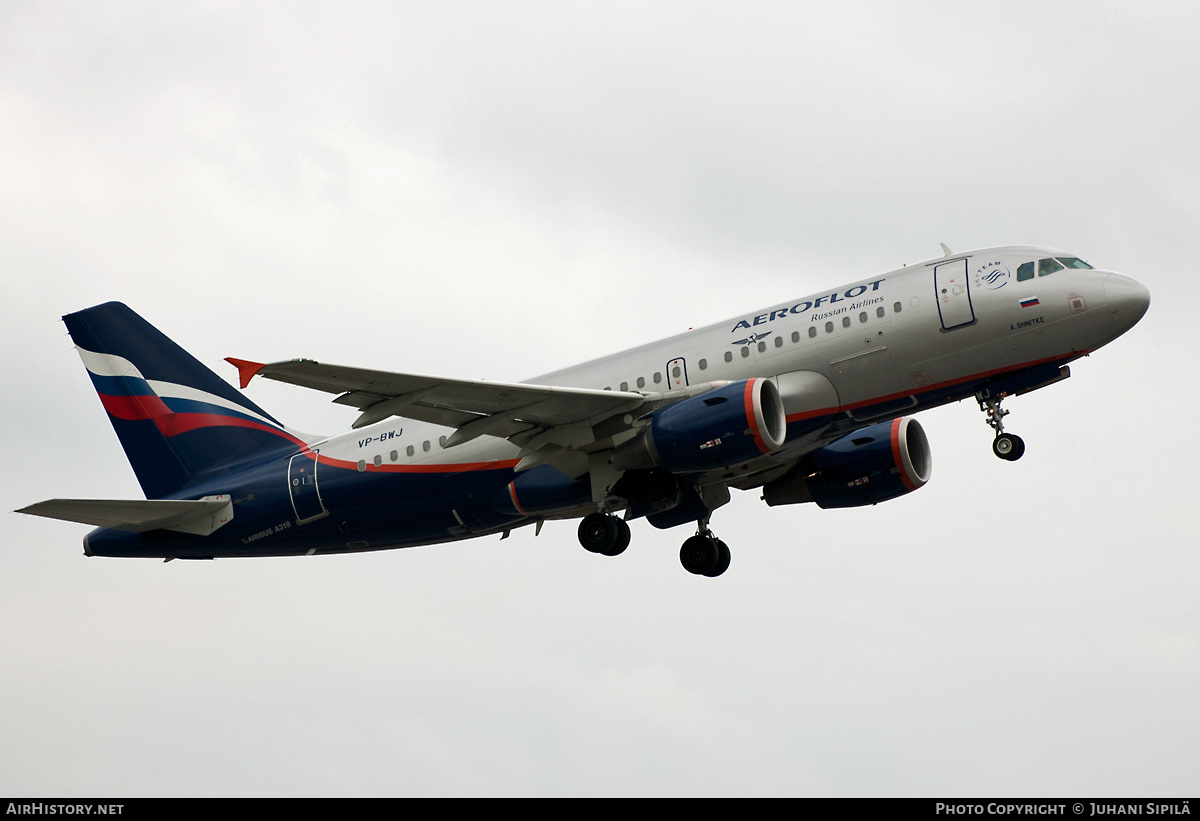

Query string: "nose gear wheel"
[977, 391, 1025, 461]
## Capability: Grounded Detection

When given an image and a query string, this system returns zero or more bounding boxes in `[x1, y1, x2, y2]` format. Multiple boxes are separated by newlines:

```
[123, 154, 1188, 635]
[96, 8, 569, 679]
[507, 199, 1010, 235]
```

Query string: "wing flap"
[18, 495, 234, 536]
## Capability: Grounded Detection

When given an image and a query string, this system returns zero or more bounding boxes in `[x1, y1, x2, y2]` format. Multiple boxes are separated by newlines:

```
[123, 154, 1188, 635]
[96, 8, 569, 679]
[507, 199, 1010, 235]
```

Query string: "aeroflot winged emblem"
[732, 331, 772, 346]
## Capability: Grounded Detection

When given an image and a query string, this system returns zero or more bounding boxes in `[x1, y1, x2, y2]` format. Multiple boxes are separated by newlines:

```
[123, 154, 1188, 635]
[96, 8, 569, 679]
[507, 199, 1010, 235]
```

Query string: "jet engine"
[762, 417, 931, 509]
[611, 378, 786, 473]
[493, 464, 591, 517]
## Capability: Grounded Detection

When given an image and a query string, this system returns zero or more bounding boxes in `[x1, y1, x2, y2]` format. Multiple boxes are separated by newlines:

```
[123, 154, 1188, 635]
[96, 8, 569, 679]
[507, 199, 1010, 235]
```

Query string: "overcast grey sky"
[2, 1, 1196, 796]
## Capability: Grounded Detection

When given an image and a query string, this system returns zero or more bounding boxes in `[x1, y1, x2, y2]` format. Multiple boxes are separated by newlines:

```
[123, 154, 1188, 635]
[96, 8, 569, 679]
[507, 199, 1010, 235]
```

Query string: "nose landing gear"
[992, 432, 1025, 461]
[977, 391, 1025, 461]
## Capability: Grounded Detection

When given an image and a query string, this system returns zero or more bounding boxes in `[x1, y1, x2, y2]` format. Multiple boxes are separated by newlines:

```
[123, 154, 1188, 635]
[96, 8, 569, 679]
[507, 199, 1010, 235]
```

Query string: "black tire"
[680, 534, 719, 575]
[578, 513, 620, 555]
[705, 539, 731, 577]
[993, 433, 1025, 461]
[605, 517, 631, 557]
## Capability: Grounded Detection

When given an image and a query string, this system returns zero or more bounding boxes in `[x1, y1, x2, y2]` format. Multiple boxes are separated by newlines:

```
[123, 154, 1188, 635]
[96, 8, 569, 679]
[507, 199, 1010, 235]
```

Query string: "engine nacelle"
[493, 464, 591, 517]
[611, 378, 786, 473]
[762, 417, 932, 509]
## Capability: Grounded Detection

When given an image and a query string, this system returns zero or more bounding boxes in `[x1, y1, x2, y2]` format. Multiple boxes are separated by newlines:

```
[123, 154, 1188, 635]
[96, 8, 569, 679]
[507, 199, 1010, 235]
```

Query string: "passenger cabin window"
[698, 359, 707, 370]
[724, 351, 733, 363]
[637, 376, 646, 388]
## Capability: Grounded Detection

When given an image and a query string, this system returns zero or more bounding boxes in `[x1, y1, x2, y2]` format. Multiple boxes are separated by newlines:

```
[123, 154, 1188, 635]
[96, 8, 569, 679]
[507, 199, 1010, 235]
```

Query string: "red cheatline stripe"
[789, 352, 1084, 420]
[304, 448, 522, 475]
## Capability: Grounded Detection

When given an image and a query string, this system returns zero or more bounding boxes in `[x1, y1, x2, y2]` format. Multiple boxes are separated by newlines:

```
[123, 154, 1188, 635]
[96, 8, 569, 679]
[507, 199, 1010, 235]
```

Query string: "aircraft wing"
[18, 495, 234, 536]
[226, 358, 647, 449]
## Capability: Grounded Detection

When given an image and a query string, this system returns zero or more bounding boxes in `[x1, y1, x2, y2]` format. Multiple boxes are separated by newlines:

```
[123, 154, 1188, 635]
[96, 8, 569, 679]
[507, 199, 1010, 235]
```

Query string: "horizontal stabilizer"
[18, 495, 234, 536]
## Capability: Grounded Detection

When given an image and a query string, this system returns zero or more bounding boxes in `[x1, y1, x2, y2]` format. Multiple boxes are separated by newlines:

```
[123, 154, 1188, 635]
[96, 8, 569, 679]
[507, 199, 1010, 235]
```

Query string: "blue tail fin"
[64, 302, 301, 499]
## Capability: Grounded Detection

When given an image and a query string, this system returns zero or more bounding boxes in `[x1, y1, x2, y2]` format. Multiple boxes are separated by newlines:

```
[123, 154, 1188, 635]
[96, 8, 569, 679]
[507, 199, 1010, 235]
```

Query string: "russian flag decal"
[1019, 296, 1040, 308]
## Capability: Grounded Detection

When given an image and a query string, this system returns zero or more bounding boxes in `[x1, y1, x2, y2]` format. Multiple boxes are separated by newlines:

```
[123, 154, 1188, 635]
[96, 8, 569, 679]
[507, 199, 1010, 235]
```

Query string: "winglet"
[225, 358, 266, 389]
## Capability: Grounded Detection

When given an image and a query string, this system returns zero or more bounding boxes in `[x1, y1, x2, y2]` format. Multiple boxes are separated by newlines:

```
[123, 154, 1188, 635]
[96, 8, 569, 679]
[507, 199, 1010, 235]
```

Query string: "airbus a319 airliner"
[19, 246, 1149, 576]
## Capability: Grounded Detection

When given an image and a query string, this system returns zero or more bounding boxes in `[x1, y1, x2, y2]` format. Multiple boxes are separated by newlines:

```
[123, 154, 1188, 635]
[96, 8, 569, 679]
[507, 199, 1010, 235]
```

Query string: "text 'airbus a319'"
[19, 246, 1149, 576]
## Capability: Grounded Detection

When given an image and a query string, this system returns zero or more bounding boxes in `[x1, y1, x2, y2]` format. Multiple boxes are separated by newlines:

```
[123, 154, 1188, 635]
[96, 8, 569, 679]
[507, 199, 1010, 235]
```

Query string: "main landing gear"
[575, 511, 731, 576]
[577, 511, 631, 557]
[977, 391, 1025, 462]
[679, 524, 731, 578]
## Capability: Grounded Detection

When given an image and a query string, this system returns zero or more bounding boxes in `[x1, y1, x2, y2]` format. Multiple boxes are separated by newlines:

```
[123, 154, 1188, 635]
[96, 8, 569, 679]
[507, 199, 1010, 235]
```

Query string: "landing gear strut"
[679, 520, 731, 577]
[977, 391, 1025, 462]
[577, 512, 630, 557]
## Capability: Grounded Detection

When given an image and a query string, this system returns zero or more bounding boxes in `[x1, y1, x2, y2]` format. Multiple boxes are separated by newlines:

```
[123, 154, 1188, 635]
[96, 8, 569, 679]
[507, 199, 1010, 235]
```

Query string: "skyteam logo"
[974, 260, 1011, 290]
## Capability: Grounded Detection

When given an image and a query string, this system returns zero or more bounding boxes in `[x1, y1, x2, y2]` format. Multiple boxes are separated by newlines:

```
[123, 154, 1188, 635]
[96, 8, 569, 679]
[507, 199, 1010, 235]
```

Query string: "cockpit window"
[1038, 258, 1064, 277]
[1018, 256, 1092, 281]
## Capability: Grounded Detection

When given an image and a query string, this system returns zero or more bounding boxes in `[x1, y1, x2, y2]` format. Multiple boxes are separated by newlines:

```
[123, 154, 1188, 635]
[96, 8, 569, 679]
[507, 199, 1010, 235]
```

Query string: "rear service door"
[288, 452, 328, 524]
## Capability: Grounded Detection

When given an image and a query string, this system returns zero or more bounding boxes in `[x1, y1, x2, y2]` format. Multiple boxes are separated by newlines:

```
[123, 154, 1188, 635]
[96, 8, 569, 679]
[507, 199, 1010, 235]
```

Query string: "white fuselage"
[316, 246, 1142, 478]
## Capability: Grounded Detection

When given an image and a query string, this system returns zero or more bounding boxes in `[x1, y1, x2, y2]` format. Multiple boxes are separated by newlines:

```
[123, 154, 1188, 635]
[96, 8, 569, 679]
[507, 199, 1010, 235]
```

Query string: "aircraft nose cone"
[1104, 273, 1150, 334]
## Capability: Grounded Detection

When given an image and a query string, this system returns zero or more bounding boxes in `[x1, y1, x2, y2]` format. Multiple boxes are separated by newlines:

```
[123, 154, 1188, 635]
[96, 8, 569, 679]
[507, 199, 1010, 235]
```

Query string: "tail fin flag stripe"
[76, 347, 283, 428]
[65, 303, 280, 423]
[63, 302, 302, 499]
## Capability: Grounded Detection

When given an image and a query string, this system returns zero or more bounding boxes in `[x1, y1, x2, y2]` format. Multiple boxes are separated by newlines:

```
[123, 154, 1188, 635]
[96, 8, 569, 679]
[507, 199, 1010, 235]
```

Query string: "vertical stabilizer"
[64, 302, 300, 499]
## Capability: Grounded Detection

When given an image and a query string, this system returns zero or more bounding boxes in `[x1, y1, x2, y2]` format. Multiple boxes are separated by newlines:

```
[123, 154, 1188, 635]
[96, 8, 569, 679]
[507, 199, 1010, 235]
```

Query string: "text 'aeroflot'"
[19, 246, 1150, 576]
